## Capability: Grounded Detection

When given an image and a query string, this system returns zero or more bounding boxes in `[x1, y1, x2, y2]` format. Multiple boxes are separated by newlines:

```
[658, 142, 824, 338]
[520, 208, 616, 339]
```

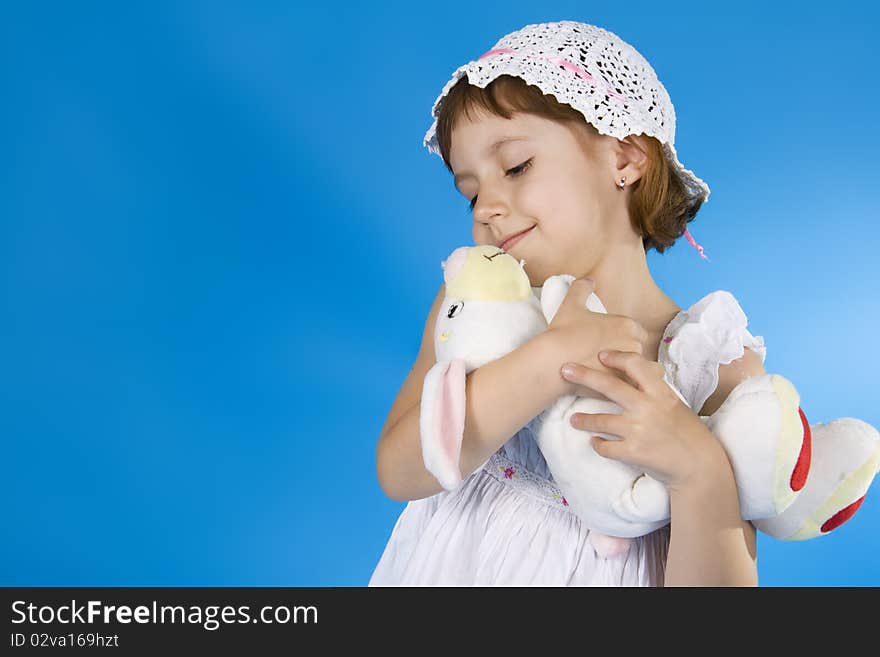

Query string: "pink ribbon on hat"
[478, 48, 628, 102]
[683, 228, 709, 261]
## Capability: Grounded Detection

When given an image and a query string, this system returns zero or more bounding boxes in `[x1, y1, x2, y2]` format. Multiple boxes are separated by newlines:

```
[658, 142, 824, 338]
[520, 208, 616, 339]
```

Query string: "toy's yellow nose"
[439, 331, 451, 343]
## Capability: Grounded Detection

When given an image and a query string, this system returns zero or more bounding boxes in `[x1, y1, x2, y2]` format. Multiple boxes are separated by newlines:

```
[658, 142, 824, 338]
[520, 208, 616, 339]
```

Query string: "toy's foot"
[707, 374, 811, 520]
[754, 418, 880, 540]
[612, 473, 670, 524]
[588, 532, 633, 559]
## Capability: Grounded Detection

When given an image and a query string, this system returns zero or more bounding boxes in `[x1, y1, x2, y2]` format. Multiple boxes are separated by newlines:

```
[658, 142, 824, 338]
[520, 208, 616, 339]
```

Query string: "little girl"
[370, 20, 767, 586]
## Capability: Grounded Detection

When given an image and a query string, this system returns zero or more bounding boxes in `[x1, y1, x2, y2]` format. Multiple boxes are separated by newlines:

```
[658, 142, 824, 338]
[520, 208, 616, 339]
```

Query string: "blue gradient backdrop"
[2, 1, 878, 586]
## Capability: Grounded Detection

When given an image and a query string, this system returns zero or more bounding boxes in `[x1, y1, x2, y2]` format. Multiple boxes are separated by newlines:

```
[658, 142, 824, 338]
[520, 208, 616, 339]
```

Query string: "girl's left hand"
[560, 350, 729, 491]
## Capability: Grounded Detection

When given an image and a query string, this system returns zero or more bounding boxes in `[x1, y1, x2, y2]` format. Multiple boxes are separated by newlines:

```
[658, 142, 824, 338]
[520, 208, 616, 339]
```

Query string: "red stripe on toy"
[790, 407, 812, 491]
[821, 496, 866, 533]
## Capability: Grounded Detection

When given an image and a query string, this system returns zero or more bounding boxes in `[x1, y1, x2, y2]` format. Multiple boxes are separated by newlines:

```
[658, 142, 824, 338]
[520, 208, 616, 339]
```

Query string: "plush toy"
[420, 244, 880, 556]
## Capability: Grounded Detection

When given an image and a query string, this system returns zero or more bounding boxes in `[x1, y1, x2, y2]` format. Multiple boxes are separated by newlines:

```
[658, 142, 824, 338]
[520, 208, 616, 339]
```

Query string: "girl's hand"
[560, 350, 730, 491]
[545, 278, 647, 383]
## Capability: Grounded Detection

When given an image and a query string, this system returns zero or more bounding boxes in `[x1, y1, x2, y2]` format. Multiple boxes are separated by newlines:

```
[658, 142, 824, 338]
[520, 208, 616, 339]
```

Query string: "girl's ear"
[420, 359, 467, 491]
[614, 134, 651, 186]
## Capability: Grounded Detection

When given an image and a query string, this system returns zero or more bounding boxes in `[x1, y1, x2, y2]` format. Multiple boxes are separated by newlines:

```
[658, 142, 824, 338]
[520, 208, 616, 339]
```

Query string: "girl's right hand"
[544, 277, 647, 392]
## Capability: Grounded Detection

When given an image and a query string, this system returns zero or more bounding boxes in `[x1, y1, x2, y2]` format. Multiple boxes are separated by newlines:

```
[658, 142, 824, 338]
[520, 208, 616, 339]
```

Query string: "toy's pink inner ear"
[442, 247, 469, 284]
[434, 359, 466, 472]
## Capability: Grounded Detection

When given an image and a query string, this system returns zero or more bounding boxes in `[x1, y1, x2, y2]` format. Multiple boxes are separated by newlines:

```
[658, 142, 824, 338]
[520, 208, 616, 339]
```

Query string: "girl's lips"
[500, 226, 535, 251]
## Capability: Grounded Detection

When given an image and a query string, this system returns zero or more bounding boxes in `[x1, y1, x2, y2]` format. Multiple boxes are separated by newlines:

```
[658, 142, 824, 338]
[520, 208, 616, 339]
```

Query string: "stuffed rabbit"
[420, 245, 880, 556]
[420, 244, 681, 555]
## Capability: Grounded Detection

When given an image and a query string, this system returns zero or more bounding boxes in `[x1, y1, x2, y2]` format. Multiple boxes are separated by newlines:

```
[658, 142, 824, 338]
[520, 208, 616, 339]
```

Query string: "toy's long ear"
[753, 418, 880, 540]
[540, 275, 608, 324]
[539, 275, 574, 323]
[420, 360, 467, 491]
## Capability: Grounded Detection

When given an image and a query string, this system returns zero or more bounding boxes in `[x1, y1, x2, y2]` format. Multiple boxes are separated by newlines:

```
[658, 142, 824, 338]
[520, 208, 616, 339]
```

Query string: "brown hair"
[434, 74, 704, 254]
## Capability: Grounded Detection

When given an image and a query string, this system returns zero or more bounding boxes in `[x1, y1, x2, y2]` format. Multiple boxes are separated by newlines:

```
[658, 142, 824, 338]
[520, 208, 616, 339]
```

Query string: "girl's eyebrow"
[453, 136, 532, 187]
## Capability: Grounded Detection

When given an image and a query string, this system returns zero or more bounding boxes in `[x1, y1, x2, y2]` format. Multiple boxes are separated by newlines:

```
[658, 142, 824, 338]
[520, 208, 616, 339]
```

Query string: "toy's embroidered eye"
[447, 301, 464, 318]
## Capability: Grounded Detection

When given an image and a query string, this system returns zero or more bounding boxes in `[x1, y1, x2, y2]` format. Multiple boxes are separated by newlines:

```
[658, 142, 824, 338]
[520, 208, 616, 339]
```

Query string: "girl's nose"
[472, 190, 507, 225]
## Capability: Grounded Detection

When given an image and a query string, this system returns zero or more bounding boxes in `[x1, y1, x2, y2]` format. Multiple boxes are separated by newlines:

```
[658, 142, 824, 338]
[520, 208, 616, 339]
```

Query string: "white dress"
[369, 290, 767, 586]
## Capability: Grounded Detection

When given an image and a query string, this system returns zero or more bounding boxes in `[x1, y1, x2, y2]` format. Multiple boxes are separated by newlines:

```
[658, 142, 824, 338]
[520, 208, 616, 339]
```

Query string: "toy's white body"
[534, 275, 673, 539]
[421, 293, 547, 490]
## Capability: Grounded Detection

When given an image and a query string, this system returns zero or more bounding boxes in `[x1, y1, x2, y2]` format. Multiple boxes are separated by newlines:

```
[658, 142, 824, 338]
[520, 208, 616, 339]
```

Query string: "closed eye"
[467, 158, 534, 213]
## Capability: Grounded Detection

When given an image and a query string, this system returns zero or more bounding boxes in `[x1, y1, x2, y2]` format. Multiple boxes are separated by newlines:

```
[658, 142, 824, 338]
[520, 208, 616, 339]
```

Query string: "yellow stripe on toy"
[770, 375, 804, 514]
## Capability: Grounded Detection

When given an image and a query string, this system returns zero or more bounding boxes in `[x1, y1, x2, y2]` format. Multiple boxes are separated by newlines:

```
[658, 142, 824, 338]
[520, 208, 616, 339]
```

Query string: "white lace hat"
[423, 20, 711, 205]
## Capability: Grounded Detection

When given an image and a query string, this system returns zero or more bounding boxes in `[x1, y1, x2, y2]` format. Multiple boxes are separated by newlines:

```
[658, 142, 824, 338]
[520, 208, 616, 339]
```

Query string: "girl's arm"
[665, 463, 758, 586]
[663, 347, 764, 587]
[376, 279, 645, 502]
[375, 283, 572, 502]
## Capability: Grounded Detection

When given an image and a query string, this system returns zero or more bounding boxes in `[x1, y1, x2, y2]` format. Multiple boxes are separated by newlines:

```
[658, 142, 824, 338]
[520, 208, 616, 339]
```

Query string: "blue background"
[2, 1, 878, 586]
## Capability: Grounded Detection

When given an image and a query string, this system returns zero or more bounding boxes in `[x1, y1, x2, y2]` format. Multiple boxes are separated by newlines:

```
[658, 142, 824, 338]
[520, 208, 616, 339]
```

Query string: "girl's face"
[448, 110, 636, 287]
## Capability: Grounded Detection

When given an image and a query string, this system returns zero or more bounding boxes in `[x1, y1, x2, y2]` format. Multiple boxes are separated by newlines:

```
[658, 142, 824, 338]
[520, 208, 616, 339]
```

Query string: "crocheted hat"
[423, 20, 711, 204]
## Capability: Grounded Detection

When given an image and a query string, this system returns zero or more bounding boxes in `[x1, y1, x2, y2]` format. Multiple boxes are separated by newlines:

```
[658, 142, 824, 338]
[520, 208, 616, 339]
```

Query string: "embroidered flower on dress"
[663, 336, 674, 343]
[488, 453, 573, 511]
